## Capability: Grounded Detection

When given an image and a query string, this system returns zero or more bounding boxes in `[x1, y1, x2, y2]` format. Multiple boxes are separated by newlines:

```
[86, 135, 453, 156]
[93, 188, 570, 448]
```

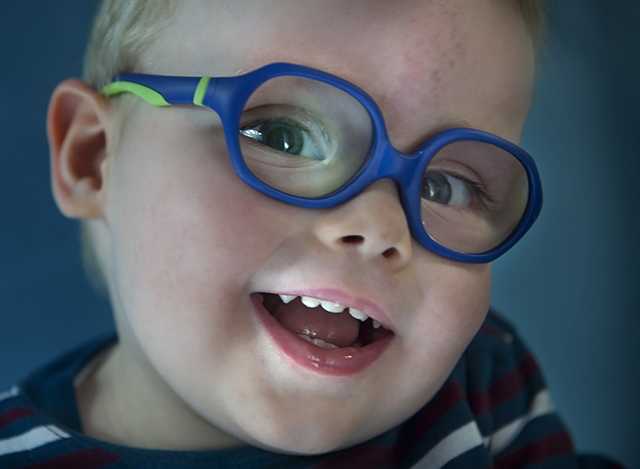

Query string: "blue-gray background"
[0, 2, 636, 467]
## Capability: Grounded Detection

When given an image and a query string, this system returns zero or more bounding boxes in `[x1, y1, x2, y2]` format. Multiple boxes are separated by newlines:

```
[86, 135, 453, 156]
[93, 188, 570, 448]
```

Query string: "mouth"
[263, 291, 394, 347]
[251, 292, 395, 376]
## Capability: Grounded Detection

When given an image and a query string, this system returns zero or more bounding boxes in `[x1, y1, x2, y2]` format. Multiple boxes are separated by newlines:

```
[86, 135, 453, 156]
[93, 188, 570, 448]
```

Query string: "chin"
[237, 414, 390, 456]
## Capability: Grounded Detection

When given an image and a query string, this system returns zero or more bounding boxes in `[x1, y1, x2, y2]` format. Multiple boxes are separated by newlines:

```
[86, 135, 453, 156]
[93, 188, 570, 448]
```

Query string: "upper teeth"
[278, 294, 381, 328]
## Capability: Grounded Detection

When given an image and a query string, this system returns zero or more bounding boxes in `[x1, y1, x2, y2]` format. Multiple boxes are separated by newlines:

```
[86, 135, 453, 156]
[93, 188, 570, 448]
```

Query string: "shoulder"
[0, 335, 120, 465]
[458, 308, 577, 460]
[0, 384, 123, 466]
[0, 385, 34, 438]
[454, 309, 626, 467]
[461, 308, 553, 425]
[463, 308, 543, 391]
[0, 385, 70, 464]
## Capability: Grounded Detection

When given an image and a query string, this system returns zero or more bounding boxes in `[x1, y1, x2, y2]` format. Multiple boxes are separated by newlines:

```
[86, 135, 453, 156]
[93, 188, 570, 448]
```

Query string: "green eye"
[240, 113, 335, 162]
[240, 119, 310, 156]
[261, 121, 304, 155]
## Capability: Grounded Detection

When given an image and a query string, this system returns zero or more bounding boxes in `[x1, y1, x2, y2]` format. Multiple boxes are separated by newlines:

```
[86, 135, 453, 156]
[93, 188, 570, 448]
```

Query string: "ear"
[47, 79, 114, 219]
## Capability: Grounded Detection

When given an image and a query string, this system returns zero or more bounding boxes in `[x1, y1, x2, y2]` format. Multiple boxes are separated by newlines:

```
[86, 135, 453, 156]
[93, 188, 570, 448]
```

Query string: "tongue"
[267, 296, 361, 347]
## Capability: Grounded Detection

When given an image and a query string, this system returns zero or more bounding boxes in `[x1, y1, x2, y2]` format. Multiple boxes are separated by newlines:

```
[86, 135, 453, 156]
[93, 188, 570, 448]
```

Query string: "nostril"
[382, 247, 398, 259]
[342, 235, 364, 244]
[342, 236, 399, 259]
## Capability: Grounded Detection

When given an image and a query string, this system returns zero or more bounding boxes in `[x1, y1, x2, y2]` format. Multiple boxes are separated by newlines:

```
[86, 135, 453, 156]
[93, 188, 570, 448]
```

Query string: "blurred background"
[0, 1, 636, 467]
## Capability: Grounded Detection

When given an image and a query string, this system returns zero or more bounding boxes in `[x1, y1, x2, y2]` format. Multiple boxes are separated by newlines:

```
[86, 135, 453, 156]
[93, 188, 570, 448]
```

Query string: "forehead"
[144, 0, 535, 146]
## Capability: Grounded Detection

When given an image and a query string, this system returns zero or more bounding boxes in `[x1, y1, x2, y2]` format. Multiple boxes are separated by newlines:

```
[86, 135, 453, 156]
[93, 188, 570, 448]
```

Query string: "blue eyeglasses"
[101, 62, 542, 263]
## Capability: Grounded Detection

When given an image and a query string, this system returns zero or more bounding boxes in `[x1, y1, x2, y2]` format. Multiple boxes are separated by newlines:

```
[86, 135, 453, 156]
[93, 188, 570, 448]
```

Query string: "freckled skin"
[76, 0, 534, 455]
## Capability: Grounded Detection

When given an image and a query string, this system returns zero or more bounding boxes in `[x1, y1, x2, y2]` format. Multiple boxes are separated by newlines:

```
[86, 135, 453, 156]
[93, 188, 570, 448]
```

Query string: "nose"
[312, 178, 413, 269]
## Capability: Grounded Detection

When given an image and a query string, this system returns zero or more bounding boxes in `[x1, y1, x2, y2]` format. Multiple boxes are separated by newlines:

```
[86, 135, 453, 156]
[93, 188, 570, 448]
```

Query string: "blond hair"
[78, 0, 546, 298]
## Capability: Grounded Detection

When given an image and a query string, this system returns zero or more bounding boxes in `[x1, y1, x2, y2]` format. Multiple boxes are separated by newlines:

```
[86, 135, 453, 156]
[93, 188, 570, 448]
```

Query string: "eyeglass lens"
[421, 140, 529, 253]
[237, 76, 529, 254]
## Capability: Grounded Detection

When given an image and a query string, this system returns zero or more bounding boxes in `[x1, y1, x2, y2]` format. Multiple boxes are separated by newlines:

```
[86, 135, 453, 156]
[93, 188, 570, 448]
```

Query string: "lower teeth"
[296, 334, 340, 350]
[296, 334, 364, 349]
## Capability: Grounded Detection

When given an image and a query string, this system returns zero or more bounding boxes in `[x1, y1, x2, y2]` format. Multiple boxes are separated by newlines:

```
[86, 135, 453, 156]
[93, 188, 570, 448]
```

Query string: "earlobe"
[47, 79, 112, 219]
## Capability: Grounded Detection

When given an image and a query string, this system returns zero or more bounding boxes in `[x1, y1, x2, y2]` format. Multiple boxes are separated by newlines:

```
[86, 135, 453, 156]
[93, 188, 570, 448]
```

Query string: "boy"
[0, 0, 624, 467]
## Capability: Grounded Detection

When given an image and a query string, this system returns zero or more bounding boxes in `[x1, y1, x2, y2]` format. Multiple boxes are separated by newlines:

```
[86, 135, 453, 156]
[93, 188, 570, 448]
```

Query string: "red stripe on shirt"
[0, 407, 34, 428]
[392, 380, 465, 459]
[21, 448, 120, 469]
[468, 353, 538, 415]
[311, 382, 464, 469]
[414, 380, 465, 434]
[493, 431, 574, 469]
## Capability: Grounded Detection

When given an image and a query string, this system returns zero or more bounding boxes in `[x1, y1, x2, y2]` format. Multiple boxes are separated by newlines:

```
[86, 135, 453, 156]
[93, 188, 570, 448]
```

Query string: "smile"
[251, 292, 395, 376]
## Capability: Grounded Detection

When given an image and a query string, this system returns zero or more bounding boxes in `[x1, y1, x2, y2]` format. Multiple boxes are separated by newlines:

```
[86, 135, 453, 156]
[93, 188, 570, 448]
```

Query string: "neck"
[74, 342, 242, 451]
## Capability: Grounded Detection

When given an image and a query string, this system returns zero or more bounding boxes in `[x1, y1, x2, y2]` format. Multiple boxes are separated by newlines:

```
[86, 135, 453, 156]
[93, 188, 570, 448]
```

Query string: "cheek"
[409, 259, 490, 369]
[367, 260, 490, 434]
[106, 114, 288, 333]
[430, 261, 490, 340]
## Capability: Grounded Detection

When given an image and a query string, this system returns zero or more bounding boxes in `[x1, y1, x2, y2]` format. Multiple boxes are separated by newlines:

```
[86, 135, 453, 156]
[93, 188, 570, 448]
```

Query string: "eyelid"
[429, 160, 482, 185]
[429, 160, 496, 206]
[241, 104, 327, 132]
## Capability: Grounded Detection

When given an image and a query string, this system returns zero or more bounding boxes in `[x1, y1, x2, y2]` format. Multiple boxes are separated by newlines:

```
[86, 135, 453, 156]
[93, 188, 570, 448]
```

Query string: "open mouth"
[251, 292, 395, 376]
[259, 292, 394, 349]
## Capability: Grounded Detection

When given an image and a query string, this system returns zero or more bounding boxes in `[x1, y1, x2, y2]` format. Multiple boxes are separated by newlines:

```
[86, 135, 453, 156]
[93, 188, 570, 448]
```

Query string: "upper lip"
[256, 288, 395, 332]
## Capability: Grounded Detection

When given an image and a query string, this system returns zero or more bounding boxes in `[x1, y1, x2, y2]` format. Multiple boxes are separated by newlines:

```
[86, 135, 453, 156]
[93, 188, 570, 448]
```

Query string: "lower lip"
[251, 294, 394, 377]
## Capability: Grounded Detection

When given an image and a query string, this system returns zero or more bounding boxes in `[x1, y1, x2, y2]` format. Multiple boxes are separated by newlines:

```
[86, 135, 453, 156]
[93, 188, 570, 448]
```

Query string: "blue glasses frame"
[102, 62, 543, 263]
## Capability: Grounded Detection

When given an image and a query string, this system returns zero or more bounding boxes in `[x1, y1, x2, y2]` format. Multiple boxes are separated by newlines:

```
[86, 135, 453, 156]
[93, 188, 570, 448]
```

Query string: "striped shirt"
[0, 310, 625, 468]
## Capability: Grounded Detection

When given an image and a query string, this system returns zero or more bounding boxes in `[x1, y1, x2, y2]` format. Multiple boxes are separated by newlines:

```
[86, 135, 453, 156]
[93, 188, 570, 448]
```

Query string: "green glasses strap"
[193, 77, 210, 106]
[101, 76, 211, 107]
[101, 82, 170, 106]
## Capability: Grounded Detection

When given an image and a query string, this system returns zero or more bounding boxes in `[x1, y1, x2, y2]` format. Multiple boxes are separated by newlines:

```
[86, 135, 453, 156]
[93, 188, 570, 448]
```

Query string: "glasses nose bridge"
[374, 139, 424, 191]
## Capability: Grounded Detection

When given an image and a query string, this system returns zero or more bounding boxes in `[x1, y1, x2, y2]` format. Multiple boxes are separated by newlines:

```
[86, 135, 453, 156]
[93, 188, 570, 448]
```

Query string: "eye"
[240, 112, 330, 161]
[422, 170, 489, 209]
[241, 119, 304, 155]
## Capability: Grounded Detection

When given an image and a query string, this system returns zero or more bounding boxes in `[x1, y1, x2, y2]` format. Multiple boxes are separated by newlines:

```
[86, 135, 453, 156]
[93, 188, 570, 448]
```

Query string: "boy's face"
[99, 0, 534, 454]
